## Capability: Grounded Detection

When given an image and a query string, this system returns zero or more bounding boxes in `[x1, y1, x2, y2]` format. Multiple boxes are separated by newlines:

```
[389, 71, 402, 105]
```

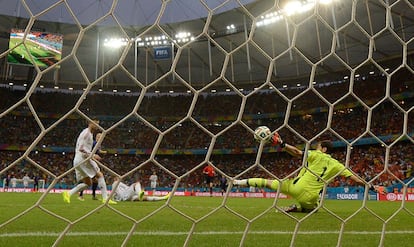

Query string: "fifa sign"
[154, 46, 171, 60]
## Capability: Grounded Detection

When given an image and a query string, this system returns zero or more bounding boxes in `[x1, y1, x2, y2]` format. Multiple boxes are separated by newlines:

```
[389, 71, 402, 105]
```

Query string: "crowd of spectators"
[0, 74, 413, 191]
[0, 97, 411, 150]
[1, 141, 412, 191]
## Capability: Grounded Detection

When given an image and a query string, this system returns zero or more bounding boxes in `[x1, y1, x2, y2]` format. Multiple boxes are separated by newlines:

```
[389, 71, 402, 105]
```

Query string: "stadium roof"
[0, 0, 257, 26]
[0, 0, 413, 92]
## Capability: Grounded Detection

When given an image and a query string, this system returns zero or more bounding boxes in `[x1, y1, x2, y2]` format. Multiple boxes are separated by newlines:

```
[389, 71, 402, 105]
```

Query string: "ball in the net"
[254, 126, 272, 142]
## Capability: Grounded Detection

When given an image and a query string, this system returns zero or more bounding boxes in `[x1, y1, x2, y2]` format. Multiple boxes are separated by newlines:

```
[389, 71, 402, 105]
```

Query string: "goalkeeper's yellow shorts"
[271, 179, 319, 210]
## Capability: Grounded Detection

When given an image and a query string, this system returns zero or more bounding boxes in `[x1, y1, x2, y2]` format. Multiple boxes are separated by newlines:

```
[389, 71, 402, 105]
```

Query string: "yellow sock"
[247, 178, 279, 190]
[270, 180, 279, 191]
[247, 178, 267, 188]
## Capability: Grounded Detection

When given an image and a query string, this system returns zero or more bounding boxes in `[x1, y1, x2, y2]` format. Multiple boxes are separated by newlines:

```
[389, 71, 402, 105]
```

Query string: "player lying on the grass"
[111, 177, 170, 202]
[233, 130, 381, 213]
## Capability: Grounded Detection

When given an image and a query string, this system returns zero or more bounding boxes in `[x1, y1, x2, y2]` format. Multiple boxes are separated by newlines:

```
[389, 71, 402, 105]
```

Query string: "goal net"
[0, 0, 413, 246]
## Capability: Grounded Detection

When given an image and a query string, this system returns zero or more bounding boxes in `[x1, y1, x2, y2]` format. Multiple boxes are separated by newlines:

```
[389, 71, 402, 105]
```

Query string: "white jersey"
[73, 127, 100, 181]
[112, 181, 135, 201]
[22, 175, 30, 187]
[11, 178, 17, 188]
[75, 128, 94, 159]
[149, 174, 158, 188]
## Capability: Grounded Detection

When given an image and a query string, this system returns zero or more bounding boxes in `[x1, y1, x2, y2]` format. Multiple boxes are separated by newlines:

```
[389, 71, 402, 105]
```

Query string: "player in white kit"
[62, 119, 117, 204]
[22, 173, 31, 189]
[149, 171, 158, 193]
[112, 177, 170, 202]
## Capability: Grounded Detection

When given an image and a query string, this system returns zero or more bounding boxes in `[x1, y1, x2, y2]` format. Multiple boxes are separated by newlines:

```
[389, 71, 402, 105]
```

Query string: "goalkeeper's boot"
[138, 191, 145, 201]
[283, 204, 299, 213]
[301, 207, 316, 213]
[62, 191, 71, 203]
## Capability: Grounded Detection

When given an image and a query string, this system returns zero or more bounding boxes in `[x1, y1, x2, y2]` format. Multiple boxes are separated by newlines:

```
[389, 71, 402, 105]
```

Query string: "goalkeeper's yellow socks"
[233, 178, 267, 187]
[233, 178, 279, 190]
[270, 180, 279, 191]
[247, 178, 267, 188]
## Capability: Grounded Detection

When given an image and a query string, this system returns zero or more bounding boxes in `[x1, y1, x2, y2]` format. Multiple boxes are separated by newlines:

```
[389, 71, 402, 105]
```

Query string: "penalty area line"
[1, 230, 414, 237]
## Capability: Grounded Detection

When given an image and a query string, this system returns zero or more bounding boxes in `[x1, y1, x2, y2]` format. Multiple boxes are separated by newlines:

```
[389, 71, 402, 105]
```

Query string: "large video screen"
[7, 28, 63, 68]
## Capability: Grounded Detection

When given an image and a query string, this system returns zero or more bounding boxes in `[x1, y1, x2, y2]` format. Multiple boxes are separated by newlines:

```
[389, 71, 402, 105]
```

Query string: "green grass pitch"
[0, 192, 413, 247]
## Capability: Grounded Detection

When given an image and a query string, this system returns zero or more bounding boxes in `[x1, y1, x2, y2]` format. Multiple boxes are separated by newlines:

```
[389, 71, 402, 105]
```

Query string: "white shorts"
[151, 181, 157, 189]
[73, 155, 100, 182]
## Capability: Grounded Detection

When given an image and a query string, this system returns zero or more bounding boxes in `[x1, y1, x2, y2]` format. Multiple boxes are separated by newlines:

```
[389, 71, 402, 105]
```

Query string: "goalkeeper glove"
[271, 132, 286, 148]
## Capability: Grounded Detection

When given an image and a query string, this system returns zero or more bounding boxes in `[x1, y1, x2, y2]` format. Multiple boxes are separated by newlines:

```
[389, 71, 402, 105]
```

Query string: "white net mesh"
[0, 0, 413, 246]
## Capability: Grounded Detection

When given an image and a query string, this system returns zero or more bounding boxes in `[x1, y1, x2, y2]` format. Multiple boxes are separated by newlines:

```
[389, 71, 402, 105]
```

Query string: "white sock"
[145, 196, 166, 201]
[233, 179, 248, 186]
[69, 183, 87, 196]
[97, 176, 108, 200]
[134, 182, 142, 193]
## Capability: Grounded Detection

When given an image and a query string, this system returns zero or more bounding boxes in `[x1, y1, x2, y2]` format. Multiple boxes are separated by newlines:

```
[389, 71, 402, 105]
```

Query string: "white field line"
[1, 230, 414, 237]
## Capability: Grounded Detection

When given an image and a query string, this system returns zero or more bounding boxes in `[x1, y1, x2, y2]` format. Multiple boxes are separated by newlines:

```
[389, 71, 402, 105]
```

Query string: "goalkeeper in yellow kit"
[233, 132, 380, 213]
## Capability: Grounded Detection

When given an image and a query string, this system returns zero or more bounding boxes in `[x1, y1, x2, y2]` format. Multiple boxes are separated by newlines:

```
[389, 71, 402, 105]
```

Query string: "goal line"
[1, 230, 413, 238]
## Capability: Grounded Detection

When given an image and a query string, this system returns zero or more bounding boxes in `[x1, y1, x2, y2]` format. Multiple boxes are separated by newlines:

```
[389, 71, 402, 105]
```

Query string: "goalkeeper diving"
[233, 129, 382, 213]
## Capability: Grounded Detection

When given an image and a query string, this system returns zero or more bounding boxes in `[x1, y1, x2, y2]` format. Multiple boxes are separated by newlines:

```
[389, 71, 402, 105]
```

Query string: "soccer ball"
[254, 126, 272, 142]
